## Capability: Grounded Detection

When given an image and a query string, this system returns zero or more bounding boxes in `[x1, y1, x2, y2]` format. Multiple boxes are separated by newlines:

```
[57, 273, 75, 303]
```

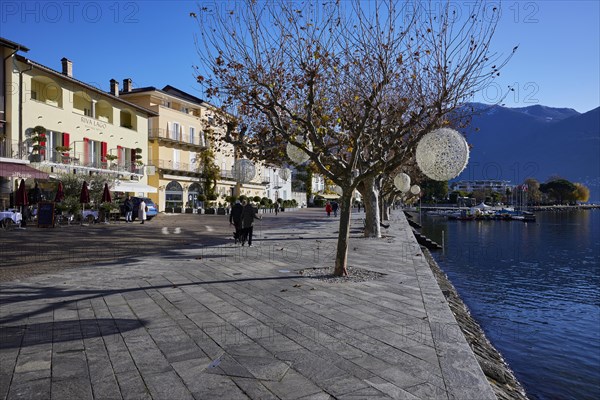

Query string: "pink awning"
[0, 162, 49, 180]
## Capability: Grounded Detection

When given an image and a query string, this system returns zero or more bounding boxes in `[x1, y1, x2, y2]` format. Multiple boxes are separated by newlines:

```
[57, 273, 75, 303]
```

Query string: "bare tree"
[193, 0, 514, 276]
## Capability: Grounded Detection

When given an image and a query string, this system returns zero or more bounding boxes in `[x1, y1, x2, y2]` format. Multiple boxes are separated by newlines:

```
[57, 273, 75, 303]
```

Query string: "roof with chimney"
[120, 85, 207, 107]
[14, 54, 157, 117]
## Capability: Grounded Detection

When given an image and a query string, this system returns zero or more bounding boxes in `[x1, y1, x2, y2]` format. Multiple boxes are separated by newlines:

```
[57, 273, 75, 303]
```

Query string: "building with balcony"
[120, 84, 268, 211]
[1, 37, 157, 208]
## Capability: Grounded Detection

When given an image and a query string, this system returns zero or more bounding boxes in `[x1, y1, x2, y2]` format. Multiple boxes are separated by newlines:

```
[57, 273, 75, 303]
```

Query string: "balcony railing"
[0, 140, 26, 160]
[152, 159, 202, 174]
[148, 128, 207, 148]
[220, 169, 234, 180]
[0, 142, 142, 174]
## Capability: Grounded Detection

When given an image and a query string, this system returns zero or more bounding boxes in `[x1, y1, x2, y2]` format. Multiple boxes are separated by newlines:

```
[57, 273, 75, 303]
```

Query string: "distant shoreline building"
[450, 180, 513, 194]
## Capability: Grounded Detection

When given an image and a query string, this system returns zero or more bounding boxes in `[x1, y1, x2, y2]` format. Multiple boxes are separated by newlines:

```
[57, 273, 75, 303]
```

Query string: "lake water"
[419, 209, 600, 400]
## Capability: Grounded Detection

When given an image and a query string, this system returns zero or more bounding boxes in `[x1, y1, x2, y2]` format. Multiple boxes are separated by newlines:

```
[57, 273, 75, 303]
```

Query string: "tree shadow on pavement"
[0, 275, 305, 325]
[0, 318, 146, 349]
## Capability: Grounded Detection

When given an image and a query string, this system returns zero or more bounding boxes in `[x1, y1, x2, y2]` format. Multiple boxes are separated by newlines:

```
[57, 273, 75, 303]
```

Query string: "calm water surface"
[420, 209, 600, 400]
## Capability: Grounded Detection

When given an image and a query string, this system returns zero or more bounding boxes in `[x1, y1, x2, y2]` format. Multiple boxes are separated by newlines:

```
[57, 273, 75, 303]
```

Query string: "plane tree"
[193, 0, 514, 275]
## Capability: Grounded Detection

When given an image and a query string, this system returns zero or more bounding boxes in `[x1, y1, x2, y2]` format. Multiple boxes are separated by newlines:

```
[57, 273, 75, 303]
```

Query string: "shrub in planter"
[205, 208, 216, 215]
[217, 208, 226, 215]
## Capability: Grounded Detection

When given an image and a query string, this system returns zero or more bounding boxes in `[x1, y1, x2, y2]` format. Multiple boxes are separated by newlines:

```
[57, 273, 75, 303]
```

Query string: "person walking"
[138, 199, 147, 224]
[240, 201, 262, 246]
[331, 201, 339, 217]
[357, 201, 361, 212]
[274, 201, 280, 216]
[124, 195, 133, 223]
[325, 201, 332, 217]
[230, 200, 243, 244]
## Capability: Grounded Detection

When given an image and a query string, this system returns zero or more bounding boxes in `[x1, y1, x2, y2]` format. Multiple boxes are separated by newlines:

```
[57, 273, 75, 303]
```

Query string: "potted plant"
[217, 201, 226, 215]
[28, 125, 46, 162]
[55, 145, 71, 163]
[105, 154, 118, 168]
[185, 201, 194, 214]
[164, 201, 174, 213]
[134, 148, 143, 171]
[204, 193, 218, 214]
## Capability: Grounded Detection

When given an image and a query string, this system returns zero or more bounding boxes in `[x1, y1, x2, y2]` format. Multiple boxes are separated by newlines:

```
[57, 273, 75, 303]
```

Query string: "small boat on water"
[444, 206, 536, 222]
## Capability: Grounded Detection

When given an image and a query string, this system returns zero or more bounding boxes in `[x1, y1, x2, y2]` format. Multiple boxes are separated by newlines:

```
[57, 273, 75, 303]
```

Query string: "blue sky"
[1, 1, 598, 113]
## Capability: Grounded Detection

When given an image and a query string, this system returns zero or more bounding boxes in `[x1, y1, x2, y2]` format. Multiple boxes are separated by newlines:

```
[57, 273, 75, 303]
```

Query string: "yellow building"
[1, 38, 156, 205]
[120, 84, 267, 211]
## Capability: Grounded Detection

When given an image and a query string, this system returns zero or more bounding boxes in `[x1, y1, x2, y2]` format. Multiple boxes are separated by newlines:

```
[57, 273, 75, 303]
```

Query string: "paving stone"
[0, 211, 496, 400]
[6, 377, 51, 400]
[232, 377, 279, 399]
[262, 369, 325, 400]
[51, 377, 94, 400]
[189, 372, 249, 399]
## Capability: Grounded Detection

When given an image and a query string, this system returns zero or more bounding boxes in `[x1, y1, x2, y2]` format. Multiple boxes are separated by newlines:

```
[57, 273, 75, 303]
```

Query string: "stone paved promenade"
[0, 209, 495, 399]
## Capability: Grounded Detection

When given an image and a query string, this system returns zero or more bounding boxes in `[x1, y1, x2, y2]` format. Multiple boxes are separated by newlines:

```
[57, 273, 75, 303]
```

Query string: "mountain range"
[456, 103, 600, 201]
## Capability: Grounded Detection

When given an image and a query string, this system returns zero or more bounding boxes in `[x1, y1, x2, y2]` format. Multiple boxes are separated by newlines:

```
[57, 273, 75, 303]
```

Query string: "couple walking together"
[230, 200, 262, 246]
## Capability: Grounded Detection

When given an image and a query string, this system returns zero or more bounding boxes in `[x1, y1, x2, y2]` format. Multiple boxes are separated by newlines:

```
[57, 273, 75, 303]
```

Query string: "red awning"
[0, 162, 49, 179]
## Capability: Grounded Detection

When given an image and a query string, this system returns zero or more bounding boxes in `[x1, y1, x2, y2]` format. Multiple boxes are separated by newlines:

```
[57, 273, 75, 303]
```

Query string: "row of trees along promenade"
[192, 1, 515, 276]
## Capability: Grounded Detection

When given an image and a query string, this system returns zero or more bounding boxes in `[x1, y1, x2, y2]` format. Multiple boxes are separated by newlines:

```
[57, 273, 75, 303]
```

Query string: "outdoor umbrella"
[101, 183, 112, 224]
[15, 179, 28, 227]
[101, 183, 111, 203]
[54, 182, 65, 202]
[80, 181, 90, 223]
[15, 179, 28, 207]
[80, 181, 90, 204]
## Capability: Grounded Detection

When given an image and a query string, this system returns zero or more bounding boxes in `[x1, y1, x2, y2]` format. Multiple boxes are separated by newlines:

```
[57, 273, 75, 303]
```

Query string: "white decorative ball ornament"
[286, 138, 312, 164]
[393, 173, 411, 192]
[232, 159, 256, 184]
[332, 185, 343, 195]
[278, 168, 291, 181]
[410, 185, 421, 195]
[415, 128, 470, 181]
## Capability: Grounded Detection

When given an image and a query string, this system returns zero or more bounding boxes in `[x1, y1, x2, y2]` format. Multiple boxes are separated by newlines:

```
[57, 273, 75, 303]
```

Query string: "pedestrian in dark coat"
[230, 200, 243, 243]
[240, 201, 262, 246]
[331, 201, 339, 217]
[124, 196, 133, 223]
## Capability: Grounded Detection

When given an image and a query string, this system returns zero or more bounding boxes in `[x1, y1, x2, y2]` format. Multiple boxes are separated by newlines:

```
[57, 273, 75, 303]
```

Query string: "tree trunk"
[333, 192, 353, 276]
[361, 176, 381, 238]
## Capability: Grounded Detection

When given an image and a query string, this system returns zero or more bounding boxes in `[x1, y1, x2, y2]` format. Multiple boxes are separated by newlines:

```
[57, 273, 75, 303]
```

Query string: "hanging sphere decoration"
[332, 185, 343, 195]
[286, 138, 312, 164]
[393, 173, 411, 193]
[410, 184, 421, 195]
[415, 128, 470, 181]
[232, 159, 256, 184]
[278, 167, 291, 181]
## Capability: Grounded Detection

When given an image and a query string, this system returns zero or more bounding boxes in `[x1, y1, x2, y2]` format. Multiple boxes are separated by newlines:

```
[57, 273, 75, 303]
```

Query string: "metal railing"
[148, 128, 207, 148]
[0, 141, 142, 174]
[0, 140, 26, 160]
[151, 159, 202, 174]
